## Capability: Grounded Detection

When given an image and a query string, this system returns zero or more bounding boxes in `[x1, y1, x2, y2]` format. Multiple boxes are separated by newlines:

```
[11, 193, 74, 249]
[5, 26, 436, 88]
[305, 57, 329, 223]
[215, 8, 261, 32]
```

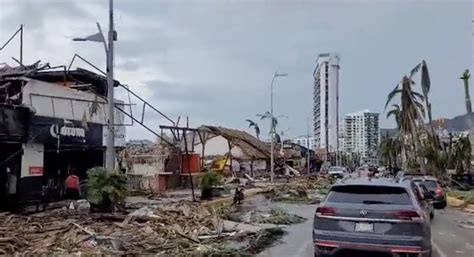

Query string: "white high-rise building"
[291, 137, 317, 150]
[338, 120, 345, 152]
[313, 53, 340, 154]
[344, 110, 380, 164]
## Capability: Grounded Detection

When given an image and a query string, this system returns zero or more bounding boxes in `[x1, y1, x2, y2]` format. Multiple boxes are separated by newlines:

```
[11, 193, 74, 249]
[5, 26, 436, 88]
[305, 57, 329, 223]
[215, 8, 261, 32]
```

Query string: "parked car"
[411, 176, 446, 209]
[327, 166, 345, 179]
[415, 182, 435, 219]
[313, 177, 432, 257]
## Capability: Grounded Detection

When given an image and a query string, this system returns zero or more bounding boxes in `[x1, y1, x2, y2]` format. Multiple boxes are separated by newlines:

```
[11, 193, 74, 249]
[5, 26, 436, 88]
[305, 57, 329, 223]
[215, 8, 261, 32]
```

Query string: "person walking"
[65, 171, 80, 200]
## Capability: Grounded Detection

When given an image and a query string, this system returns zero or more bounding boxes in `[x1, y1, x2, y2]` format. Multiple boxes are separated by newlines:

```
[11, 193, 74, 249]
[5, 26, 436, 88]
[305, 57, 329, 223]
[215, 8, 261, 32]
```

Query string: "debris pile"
[265, 176, 331, 204]
[219, 205, 306, 226]
[0, 201, 284, 255]
[246, 208, 306, 225]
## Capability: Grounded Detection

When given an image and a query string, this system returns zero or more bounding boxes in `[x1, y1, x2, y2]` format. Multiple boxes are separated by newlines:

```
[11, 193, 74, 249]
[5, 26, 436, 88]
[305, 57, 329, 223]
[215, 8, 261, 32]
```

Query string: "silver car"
[313, 177, 432, 257]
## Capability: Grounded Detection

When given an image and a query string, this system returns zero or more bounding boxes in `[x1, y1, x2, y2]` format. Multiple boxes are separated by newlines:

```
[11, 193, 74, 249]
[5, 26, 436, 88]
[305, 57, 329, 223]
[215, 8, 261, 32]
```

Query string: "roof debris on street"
[0, 201, 285, 255]
[265, 176, 330, 204]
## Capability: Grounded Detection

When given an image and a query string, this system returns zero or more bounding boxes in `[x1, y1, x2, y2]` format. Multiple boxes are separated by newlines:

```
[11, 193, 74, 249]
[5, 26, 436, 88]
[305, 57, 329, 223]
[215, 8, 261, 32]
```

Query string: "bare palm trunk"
[464, 79, 472, 113]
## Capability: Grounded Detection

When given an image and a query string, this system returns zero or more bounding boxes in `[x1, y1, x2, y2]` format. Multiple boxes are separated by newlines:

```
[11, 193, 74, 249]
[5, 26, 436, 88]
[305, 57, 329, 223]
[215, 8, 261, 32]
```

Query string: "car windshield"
[414, 180, 438, 189]
[326, 185, 412, 205]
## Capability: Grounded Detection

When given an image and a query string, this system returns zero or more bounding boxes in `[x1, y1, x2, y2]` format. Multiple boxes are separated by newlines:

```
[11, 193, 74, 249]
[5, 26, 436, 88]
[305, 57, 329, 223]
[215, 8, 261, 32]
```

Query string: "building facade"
[291, 136, 317, 150]
[343, 110, 379, 164]
[313, 53, 340, 154]
[0, 66, 126, 204]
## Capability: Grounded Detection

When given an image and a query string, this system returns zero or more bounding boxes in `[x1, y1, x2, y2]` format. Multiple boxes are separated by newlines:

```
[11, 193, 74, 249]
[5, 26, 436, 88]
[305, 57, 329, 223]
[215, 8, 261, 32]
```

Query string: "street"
[255, 198, 474, 257]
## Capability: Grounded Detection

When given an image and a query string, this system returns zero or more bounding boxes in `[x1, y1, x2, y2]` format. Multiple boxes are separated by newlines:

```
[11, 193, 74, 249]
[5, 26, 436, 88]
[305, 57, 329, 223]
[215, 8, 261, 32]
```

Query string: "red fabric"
[65, 175, 80, 189]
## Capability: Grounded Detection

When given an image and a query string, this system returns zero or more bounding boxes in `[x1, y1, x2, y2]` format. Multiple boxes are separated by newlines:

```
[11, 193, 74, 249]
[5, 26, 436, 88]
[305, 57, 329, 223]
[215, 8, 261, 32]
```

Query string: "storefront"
[18, 116, 104, 203]
[0, 104, 30, 209]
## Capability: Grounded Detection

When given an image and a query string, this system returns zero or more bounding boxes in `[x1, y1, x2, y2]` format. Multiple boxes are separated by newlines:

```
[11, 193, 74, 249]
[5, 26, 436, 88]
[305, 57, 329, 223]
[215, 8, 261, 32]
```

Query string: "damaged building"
[0, 64, 125, 206]
[192, 126, 275, 176]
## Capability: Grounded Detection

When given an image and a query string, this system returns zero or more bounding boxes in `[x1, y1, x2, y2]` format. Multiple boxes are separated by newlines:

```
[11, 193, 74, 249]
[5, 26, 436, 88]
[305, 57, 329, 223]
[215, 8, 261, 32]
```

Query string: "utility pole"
[269, 71, 287, 182]
[105, 0, 116, 171]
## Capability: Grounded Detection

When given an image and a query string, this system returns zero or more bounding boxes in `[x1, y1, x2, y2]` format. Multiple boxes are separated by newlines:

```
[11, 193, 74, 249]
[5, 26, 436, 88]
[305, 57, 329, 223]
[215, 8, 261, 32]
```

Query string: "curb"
[202, 187, 272, 207]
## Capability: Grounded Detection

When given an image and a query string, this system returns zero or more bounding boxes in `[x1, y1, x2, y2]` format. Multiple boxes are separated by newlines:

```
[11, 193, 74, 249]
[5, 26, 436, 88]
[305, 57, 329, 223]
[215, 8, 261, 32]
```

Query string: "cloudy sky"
[1, 0, 472, 140]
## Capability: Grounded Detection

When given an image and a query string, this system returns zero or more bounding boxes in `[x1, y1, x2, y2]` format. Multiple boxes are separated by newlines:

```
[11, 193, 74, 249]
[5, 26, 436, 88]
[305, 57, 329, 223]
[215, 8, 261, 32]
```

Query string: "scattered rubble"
[245, 208, 306, 225]
[218, 205, 306, 226]
[265, 176, 330, 204]
[0, 201, 286, 255]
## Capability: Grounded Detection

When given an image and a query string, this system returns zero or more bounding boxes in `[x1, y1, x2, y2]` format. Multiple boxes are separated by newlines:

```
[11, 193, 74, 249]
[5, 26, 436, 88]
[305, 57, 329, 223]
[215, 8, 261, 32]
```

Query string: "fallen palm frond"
[251, 208, 306, 225]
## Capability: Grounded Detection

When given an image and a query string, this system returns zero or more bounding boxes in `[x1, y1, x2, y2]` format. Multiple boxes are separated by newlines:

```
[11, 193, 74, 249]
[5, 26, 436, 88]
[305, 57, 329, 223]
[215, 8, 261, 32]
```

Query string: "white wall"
[22, 79, 126, 147]
[22, 79, 108, 124]
[327, 54, 340, 152]
[240, 160, 267, 172]
[193, 135, 248, 160]
[131, 163, 163, 176]
[21, 143, 44, 178]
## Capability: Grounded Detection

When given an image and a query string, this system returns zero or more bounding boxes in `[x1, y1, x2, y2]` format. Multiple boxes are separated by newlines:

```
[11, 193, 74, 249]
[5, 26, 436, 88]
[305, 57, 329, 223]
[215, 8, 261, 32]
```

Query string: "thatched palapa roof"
[197, 125, 275, 160]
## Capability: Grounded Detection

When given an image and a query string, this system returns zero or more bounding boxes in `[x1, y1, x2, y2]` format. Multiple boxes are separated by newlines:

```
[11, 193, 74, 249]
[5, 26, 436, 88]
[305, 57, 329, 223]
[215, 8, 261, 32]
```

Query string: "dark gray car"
[313, 177, 431, 257]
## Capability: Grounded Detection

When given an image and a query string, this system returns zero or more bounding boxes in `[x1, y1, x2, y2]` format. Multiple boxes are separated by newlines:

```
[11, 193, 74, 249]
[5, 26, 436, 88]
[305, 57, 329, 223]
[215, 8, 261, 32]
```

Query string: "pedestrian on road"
[65, 171, 80, 200]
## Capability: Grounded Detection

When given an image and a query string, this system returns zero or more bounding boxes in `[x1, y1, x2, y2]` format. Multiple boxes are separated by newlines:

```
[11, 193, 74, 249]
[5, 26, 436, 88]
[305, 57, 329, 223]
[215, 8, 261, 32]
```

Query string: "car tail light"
[316, 206, 335, 217]
[394, 210, 423, 222]
[314, 240, 339, 251]
[434, 187, 443, 196]
[389, 246, 422, 253]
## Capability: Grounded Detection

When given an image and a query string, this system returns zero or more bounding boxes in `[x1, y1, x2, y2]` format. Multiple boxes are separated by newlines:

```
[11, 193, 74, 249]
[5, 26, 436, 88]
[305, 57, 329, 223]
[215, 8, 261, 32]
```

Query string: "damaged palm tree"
[245, 119, 261, 139]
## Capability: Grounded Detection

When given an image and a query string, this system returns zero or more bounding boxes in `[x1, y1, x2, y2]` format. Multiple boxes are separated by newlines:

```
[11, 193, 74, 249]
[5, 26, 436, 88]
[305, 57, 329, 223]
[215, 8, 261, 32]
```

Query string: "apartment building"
[344, 110, 379, 164]
[313, 53, 340, 154]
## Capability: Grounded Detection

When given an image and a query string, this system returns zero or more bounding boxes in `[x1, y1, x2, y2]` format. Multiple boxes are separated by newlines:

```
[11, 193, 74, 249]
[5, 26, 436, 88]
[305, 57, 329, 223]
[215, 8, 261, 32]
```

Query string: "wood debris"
[0, 201, 285, 255]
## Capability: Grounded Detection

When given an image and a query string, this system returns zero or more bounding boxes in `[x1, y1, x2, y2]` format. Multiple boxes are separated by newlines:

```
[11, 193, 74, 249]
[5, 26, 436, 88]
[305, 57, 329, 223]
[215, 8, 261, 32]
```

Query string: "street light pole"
[270, 71, 287, 182]
[73, 0, 116, 172]
[105, 0, 116, 171]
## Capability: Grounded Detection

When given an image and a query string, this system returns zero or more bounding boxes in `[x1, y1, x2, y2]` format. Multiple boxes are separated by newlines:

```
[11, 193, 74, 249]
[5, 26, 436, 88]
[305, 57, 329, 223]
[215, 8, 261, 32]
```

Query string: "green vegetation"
[199, 170, 223, 200]
[86, 167, 128, 211]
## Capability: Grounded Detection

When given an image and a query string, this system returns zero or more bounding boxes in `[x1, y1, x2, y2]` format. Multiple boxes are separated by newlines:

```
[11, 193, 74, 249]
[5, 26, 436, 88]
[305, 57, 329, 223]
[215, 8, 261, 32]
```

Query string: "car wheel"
[441, 201, 447, 209]
[430, 211, 434, 220]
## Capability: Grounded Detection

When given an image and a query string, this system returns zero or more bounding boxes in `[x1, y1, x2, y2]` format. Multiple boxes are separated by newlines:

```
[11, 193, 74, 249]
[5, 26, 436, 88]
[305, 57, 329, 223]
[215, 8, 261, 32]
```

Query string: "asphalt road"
[257, 200, 474, 257]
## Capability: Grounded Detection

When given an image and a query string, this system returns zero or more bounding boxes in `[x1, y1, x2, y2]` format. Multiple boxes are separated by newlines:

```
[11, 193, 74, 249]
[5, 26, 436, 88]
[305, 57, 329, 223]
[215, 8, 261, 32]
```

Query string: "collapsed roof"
[198, 125, 277, 160]
[0, 62, 120, 96]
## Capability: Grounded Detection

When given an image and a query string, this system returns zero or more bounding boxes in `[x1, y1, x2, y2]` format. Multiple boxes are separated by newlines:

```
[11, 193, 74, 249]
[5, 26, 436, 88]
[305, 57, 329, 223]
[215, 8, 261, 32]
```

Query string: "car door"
[418, 184, 434, 215]
[411, 183, 431, 220]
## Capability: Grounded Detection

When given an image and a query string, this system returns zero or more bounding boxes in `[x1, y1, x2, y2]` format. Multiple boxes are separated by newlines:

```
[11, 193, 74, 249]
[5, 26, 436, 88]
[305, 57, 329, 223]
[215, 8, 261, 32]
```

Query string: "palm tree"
[385, 76, 426, 171]
[410, 60, 433, 125]
[379, 135, 393, 166]
[257, 111, 279, 135]
[453, 135, 471, 174]
[460, 70, 472, 114]
[386, 104, 402, 129]
[245, 119, 260, 139]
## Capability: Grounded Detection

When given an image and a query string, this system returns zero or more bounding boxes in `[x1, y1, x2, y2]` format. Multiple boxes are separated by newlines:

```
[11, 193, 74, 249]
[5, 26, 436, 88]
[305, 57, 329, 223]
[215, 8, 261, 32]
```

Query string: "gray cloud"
[1, 0, 472, 141]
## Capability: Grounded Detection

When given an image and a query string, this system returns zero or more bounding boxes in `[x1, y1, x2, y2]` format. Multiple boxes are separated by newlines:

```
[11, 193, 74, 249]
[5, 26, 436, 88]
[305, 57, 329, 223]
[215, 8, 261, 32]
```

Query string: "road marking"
[432, 240, 448, 257]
